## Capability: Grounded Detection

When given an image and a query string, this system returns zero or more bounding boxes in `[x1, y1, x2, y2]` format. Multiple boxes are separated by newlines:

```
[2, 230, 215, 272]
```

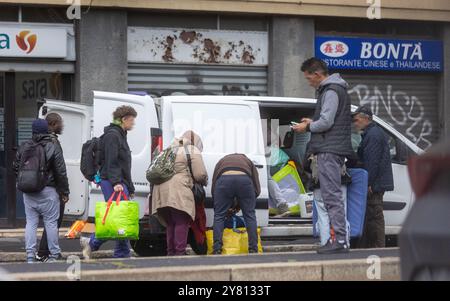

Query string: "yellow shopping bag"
[272, 161, 306, 215]
[206, 226, 263, 255]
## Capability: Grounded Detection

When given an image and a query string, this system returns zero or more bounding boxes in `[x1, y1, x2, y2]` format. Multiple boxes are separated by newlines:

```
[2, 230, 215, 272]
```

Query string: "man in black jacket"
[353, 105, 394, 248]
[15, 119, 69, 263]
[81, 105, 137, 259]
[36, 113, 69, 262]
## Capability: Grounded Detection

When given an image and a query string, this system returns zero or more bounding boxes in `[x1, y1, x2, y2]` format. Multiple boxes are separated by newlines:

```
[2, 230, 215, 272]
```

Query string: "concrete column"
[268, 17, 315, 98]
[440, 23, 450, 140]
[75, 9, 128, 104]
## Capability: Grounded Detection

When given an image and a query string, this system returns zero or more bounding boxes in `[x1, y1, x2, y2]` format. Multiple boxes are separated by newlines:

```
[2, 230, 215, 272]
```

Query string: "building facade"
[0, 0, 449, 226]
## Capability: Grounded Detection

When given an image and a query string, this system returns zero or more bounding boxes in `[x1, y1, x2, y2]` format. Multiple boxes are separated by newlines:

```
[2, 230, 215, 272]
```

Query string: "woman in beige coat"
[152, 130, 208, 255]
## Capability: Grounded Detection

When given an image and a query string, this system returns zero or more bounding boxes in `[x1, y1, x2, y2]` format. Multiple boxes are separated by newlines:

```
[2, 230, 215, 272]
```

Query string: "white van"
[38, 91, 422, 255]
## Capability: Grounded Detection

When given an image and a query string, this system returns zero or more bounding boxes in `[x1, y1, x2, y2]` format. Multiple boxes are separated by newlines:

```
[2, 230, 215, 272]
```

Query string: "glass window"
[171, 102, 264, 155]
[128, 12, 217, 29]
[0, 73, 5, 218]
[0, 5, 18, 22]
[21, 6, 72, 23]
[219, 15, 268, 31]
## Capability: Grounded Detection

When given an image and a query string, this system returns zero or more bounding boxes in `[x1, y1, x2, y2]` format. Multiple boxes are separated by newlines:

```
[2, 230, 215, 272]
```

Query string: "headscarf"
[181, 130, 204, 152]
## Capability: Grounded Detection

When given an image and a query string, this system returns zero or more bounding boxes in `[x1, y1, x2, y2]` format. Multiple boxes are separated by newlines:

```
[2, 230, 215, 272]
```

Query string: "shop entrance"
[0, 71, 73, 227]
[0, 73, 5, 222]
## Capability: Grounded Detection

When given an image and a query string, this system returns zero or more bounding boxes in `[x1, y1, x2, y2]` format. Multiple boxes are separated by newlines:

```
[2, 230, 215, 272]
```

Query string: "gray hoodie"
[310, 73, 349, 133]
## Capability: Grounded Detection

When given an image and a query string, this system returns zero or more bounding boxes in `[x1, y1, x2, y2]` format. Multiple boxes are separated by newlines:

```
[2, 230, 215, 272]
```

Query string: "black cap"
[352, 105, 373, 118]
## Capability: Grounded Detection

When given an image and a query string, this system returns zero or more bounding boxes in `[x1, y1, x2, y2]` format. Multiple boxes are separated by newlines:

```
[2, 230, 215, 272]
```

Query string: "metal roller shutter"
[342, 72, 440, 150]
[128, 63, 268, 97]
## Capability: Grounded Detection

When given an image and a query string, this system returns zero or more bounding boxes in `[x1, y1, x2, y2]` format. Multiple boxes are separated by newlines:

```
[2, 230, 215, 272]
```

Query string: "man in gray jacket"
[293, 58, 354, 254]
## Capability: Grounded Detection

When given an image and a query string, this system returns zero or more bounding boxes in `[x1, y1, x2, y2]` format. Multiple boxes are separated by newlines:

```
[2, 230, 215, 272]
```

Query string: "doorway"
[1, 71, 73, 227]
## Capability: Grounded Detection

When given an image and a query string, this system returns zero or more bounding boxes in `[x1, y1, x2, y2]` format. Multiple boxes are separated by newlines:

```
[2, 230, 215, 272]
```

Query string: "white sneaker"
[80, 236, 92, 260]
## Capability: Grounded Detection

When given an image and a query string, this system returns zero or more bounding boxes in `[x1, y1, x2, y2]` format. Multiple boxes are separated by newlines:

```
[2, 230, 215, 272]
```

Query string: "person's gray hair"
[356, 112, 372, 121]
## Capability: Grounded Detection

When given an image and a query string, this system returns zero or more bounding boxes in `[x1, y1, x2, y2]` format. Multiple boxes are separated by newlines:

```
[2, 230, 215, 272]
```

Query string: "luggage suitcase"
[313, 168, 368, 239]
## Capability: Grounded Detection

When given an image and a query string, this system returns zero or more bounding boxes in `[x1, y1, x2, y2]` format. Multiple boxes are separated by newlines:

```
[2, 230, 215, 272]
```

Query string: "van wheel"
[188, 229, 208, 255]
[130, 238, 167, 257]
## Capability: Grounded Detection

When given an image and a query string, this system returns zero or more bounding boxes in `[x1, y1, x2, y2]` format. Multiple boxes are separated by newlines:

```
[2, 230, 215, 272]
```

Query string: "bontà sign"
[0, 26, 67, 58]
[315, 36, 443, 72]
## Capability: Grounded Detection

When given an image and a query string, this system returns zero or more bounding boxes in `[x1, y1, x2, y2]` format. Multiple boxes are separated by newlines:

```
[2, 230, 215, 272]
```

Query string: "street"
[0, 0, 449, 285]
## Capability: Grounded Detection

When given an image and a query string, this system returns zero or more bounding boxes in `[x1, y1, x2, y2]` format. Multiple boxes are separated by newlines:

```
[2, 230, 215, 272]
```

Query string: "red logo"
[16, 30, 37, 54]
[320, 40, 349, 58]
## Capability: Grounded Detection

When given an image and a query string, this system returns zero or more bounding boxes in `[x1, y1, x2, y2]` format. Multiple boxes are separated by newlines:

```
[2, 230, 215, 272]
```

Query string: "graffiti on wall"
[348, 84, 434, 149]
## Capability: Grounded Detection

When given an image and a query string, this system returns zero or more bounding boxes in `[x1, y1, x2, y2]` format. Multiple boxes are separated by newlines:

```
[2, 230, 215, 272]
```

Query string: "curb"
[0, 250, 119, 263]
[0, 229, 70, 238]
[8, 257, 400, 281]
[0, 244, 317, 263]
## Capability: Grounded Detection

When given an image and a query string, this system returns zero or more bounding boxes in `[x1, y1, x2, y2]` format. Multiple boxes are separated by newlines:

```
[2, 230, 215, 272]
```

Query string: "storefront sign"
[315, 36, 443, 72]
[128, 27, 268, 65]
[0, 26, 67, 58]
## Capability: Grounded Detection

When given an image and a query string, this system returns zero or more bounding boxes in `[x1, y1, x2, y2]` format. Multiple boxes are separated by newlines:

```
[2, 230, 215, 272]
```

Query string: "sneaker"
[80, 236, 92, 260]
[277, 202, 289, 215]
[317, 239, 349, 254]
[27, 257, 37, 264]
[35, 254, 48, 262]
[212, 250, 222, 255]
[46, 254, 63, 263]
[249, 249, 259, 254]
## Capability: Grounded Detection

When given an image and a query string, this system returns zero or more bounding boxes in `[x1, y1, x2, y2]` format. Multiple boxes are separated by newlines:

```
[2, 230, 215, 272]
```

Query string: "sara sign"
[315, 36, 443, 72]
[0, 27, 67, 58]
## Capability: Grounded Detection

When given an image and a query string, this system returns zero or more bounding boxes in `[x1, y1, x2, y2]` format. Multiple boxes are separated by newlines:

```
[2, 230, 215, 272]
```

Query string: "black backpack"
[80, 136, 103, 181]
[17, 141, 48, 193]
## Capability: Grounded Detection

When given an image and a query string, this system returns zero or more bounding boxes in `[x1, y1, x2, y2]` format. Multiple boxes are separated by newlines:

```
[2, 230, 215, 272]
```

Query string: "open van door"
[161, 96, 269, 227]
[91, 91, 158, 219]
[38, 100, 92, 220]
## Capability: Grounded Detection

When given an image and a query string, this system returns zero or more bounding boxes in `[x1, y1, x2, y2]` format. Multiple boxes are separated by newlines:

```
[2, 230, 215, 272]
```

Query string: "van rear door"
[38, 100, 92, 220]
[91, 91, 158, 218]
[162, 96, 269, 227]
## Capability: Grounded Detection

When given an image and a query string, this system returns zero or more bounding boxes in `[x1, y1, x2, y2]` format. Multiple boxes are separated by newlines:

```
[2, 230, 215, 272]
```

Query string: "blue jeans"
[89, 180, 131, 258]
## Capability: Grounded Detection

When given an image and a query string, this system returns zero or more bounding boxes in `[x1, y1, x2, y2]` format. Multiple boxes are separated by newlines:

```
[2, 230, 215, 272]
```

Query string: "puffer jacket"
[14, 133, 70, 196]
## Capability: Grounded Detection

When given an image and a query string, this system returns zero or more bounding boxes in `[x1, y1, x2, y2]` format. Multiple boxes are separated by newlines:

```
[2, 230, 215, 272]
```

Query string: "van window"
[383, 129, 414, 164]
[171, 102, 264, 155]
[259, 104, 315, 165]
[354, 121, 415, 165]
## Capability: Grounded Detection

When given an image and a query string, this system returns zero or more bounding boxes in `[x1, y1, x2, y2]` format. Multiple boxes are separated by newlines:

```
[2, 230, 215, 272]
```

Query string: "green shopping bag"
[95, 191, 139, 240]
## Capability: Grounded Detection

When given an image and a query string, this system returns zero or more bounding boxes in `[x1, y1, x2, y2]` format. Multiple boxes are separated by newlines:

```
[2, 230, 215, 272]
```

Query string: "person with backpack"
[80, 106, 137, 259]
[35, 113, 69, 262]
[151, 130, 208, 256]
[14, 119, 69, 263]
[211, 154, 261, 254]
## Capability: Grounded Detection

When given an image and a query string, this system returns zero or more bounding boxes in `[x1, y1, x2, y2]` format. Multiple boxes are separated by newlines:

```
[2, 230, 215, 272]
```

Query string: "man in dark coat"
[353, 105, 394, 248]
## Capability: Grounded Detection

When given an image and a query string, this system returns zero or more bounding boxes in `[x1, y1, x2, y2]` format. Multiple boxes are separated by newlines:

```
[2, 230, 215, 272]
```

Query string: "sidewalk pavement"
[0, 228, 70, 238]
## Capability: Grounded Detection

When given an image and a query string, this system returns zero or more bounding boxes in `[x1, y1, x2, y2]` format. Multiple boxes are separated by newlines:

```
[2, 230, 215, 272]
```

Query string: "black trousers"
[38, 199, 65, 257]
